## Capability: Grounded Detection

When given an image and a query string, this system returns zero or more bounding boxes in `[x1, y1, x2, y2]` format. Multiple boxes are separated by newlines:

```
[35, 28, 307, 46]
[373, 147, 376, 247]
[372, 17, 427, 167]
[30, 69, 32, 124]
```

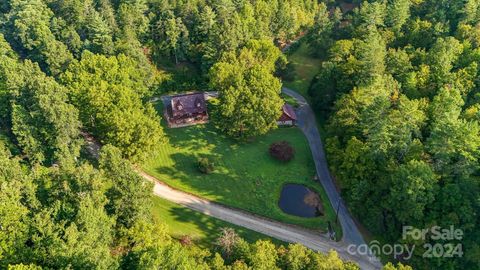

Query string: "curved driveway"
[281, 87, 365, 247]
[140, 171, 381, 269]
[139, 88, 381, 269]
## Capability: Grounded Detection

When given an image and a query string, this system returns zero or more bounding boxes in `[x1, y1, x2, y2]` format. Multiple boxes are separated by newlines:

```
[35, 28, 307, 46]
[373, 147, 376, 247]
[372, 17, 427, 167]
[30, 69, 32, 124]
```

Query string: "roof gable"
[170, 93, 207, 117]
[281, 104, 297, 120]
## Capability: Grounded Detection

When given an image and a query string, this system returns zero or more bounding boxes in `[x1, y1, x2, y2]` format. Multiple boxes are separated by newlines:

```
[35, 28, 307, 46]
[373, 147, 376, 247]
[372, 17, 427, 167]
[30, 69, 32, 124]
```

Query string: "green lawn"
[283, 42, 322, 99]
[151, 196, 281, 248]
[281, 93, 300, 108]
[283, 42, 328, 137]
[143, 101, 341, 237]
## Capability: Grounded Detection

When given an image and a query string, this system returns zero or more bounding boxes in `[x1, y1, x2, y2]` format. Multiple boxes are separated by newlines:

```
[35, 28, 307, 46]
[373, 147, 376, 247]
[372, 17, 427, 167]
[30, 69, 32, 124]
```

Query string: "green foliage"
[0, 1, 368, 269]
[100, 145, 153, 230]
[385, 0, 411, 32]
[147, 0, 318, 74]
[0, 144, 31, 268]
[210, 40, 284, 139]
[197, 157, 214, 174]
[10, 61, 82, 165]
[62, 52, 165, 161]
[313, 1, 480, 269]
[151, 10, 189, 64]
[308, 3, 334, 57]
[249, 240, 279, 270]
[5, 0, 73, 76]
[0, 39, 81, 165]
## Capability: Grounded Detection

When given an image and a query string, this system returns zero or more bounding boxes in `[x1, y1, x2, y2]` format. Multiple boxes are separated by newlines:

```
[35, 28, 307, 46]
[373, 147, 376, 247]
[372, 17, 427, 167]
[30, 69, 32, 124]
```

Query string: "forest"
[0, 0, 364, 269]
[0, 0, 478, 269]
[307, 0, 480, 269]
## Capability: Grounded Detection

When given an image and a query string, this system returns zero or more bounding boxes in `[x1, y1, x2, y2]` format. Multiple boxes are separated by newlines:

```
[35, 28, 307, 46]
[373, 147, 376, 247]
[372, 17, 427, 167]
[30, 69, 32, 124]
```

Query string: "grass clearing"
[281, 93, 300, 108]
[151, 196, 281, 249]
[283, 42, 322, 99]
[284, 42, 328, 137]
[143, 101, 341, 237]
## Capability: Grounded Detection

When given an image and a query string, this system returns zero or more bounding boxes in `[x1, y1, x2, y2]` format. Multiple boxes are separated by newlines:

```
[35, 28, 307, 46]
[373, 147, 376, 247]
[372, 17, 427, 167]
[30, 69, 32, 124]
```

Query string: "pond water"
[278, 184, 324, 218]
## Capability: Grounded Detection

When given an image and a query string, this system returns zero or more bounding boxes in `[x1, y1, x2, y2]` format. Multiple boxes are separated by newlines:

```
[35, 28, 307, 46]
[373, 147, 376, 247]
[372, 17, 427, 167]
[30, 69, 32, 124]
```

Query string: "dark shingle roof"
[280, 104, 297, 121]
[170, 93, 207, 118]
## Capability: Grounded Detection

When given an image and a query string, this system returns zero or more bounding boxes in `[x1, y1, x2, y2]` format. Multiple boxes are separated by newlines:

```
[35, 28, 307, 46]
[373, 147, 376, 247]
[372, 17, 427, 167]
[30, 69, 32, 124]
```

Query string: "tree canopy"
[307, 1, 480, 269]
[210, 40, 284, 139]
[61, 52, 165, 161]
[0, 0, 365, 269]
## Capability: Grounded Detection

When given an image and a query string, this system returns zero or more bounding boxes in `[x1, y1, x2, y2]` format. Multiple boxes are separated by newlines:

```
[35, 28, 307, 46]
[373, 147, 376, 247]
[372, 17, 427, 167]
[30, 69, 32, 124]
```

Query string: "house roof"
[170, 92, 207, 117]
[279, 104, 297, 121]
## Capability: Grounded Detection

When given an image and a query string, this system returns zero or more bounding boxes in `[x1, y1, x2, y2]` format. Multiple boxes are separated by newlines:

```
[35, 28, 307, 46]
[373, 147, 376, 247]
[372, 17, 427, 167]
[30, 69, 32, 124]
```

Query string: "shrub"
[180, 235, 193, 246]
[198, 157, 214, 174]
[269, 141, 295, 162]
[216, 228, 240, 256]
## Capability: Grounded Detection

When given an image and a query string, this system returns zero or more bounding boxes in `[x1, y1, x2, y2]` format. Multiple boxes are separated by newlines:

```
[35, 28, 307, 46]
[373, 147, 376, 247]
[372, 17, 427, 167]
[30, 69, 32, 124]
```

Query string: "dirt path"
[139, 170, 381, 270]
[83, 90, 381, 269]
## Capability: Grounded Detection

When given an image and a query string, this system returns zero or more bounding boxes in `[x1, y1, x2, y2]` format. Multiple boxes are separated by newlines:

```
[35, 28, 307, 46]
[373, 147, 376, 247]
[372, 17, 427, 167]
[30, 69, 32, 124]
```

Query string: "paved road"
[281, 87, 366, 247]
[140, 171, 381, 270]
[84, 90, 381, 269]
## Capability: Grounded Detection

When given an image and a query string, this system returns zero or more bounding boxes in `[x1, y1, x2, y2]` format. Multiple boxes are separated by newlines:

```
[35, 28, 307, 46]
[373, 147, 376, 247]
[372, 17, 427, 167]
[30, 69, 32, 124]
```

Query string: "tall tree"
[8, 60, 81, 165]
[0, 144, 31, 268]
[100, 145, 153, 230]
[61, 52, 165, 161]
[6, 0, 73, 76]
[209, 40, 284, 139]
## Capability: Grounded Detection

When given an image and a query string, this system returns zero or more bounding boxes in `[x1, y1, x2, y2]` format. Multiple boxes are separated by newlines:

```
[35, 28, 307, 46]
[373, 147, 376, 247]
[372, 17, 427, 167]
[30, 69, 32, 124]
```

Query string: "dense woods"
[1, 0, 478, 269]
[0, 0, 368, 269]
[306, 1, 480, 269]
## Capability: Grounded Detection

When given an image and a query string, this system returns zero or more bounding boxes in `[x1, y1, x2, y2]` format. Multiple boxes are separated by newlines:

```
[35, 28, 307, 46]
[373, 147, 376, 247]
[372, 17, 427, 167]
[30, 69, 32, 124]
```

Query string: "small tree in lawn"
[269, 141, 295, 162]
[216, 228, 240, 257]
[198, 157, 214, 174]
[180, 235, 193, 246]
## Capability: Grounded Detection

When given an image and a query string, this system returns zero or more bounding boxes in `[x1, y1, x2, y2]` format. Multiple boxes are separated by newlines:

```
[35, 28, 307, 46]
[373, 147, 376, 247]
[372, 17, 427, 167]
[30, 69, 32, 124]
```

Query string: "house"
[277, 104, 297, 126]
[165, 92, 209, 128]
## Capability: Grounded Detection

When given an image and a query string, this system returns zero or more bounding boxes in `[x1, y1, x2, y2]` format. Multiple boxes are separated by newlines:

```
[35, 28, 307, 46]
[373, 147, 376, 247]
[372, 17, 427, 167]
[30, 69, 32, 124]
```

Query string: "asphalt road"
[281, 87, 366, 247]
[84, 90, 381, 269]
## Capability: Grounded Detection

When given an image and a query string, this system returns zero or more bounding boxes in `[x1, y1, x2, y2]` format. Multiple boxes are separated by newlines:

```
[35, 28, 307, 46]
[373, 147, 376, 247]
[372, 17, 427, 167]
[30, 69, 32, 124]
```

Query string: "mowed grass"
[281, 93, 300, 108]
[143, 101, 340, 235]
[284, 42, 328, 137]
[151, 196, 282, 249]
[283, 42, 322, 99]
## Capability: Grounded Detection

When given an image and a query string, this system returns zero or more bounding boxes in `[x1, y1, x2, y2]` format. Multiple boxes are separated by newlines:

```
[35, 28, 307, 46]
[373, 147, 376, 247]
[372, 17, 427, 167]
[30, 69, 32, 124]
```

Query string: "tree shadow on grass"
[165, 124, 220, 152]
[167, 205, 277, 248]
[155, 152, 242, 202]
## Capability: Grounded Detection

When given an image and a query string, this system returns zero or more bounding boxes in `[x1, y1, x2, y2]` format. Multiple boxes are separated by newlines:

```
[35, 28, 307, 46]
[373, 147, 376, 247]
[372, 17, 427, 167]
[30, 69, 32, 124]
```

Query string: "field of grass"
[281, 93, 300, 108]
[143, 101, 341, 236]
[283, 42, 322, 99]
[283, 42, 329, 136]
[151, 196, 281, 249]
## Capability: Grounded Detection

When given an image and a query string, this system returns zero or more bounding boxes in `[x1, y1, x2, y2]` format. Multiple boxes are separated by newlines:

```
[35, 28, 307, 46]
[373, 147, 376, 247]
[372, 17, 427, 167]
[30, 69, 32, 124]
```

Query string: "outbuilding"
[277, 104, 297, 126]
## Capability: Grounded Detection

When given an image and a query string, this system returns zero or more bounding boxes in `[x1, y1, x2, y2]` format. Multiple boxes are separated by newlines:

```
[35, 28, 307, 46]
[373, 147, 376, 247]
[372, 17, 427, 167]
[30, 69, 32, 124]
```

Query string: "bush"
[180, 235, 193, 246]
[198, 157, 214, 174]
[269, 141, 295, 162]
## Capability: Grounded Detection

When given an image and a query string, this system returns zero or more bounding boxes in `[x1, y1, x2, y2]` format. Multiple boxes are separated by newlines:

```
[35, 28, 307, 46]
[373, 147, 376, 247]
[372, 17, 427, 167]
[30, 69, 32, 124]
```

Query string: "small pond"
[278, 184, 324, 218]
